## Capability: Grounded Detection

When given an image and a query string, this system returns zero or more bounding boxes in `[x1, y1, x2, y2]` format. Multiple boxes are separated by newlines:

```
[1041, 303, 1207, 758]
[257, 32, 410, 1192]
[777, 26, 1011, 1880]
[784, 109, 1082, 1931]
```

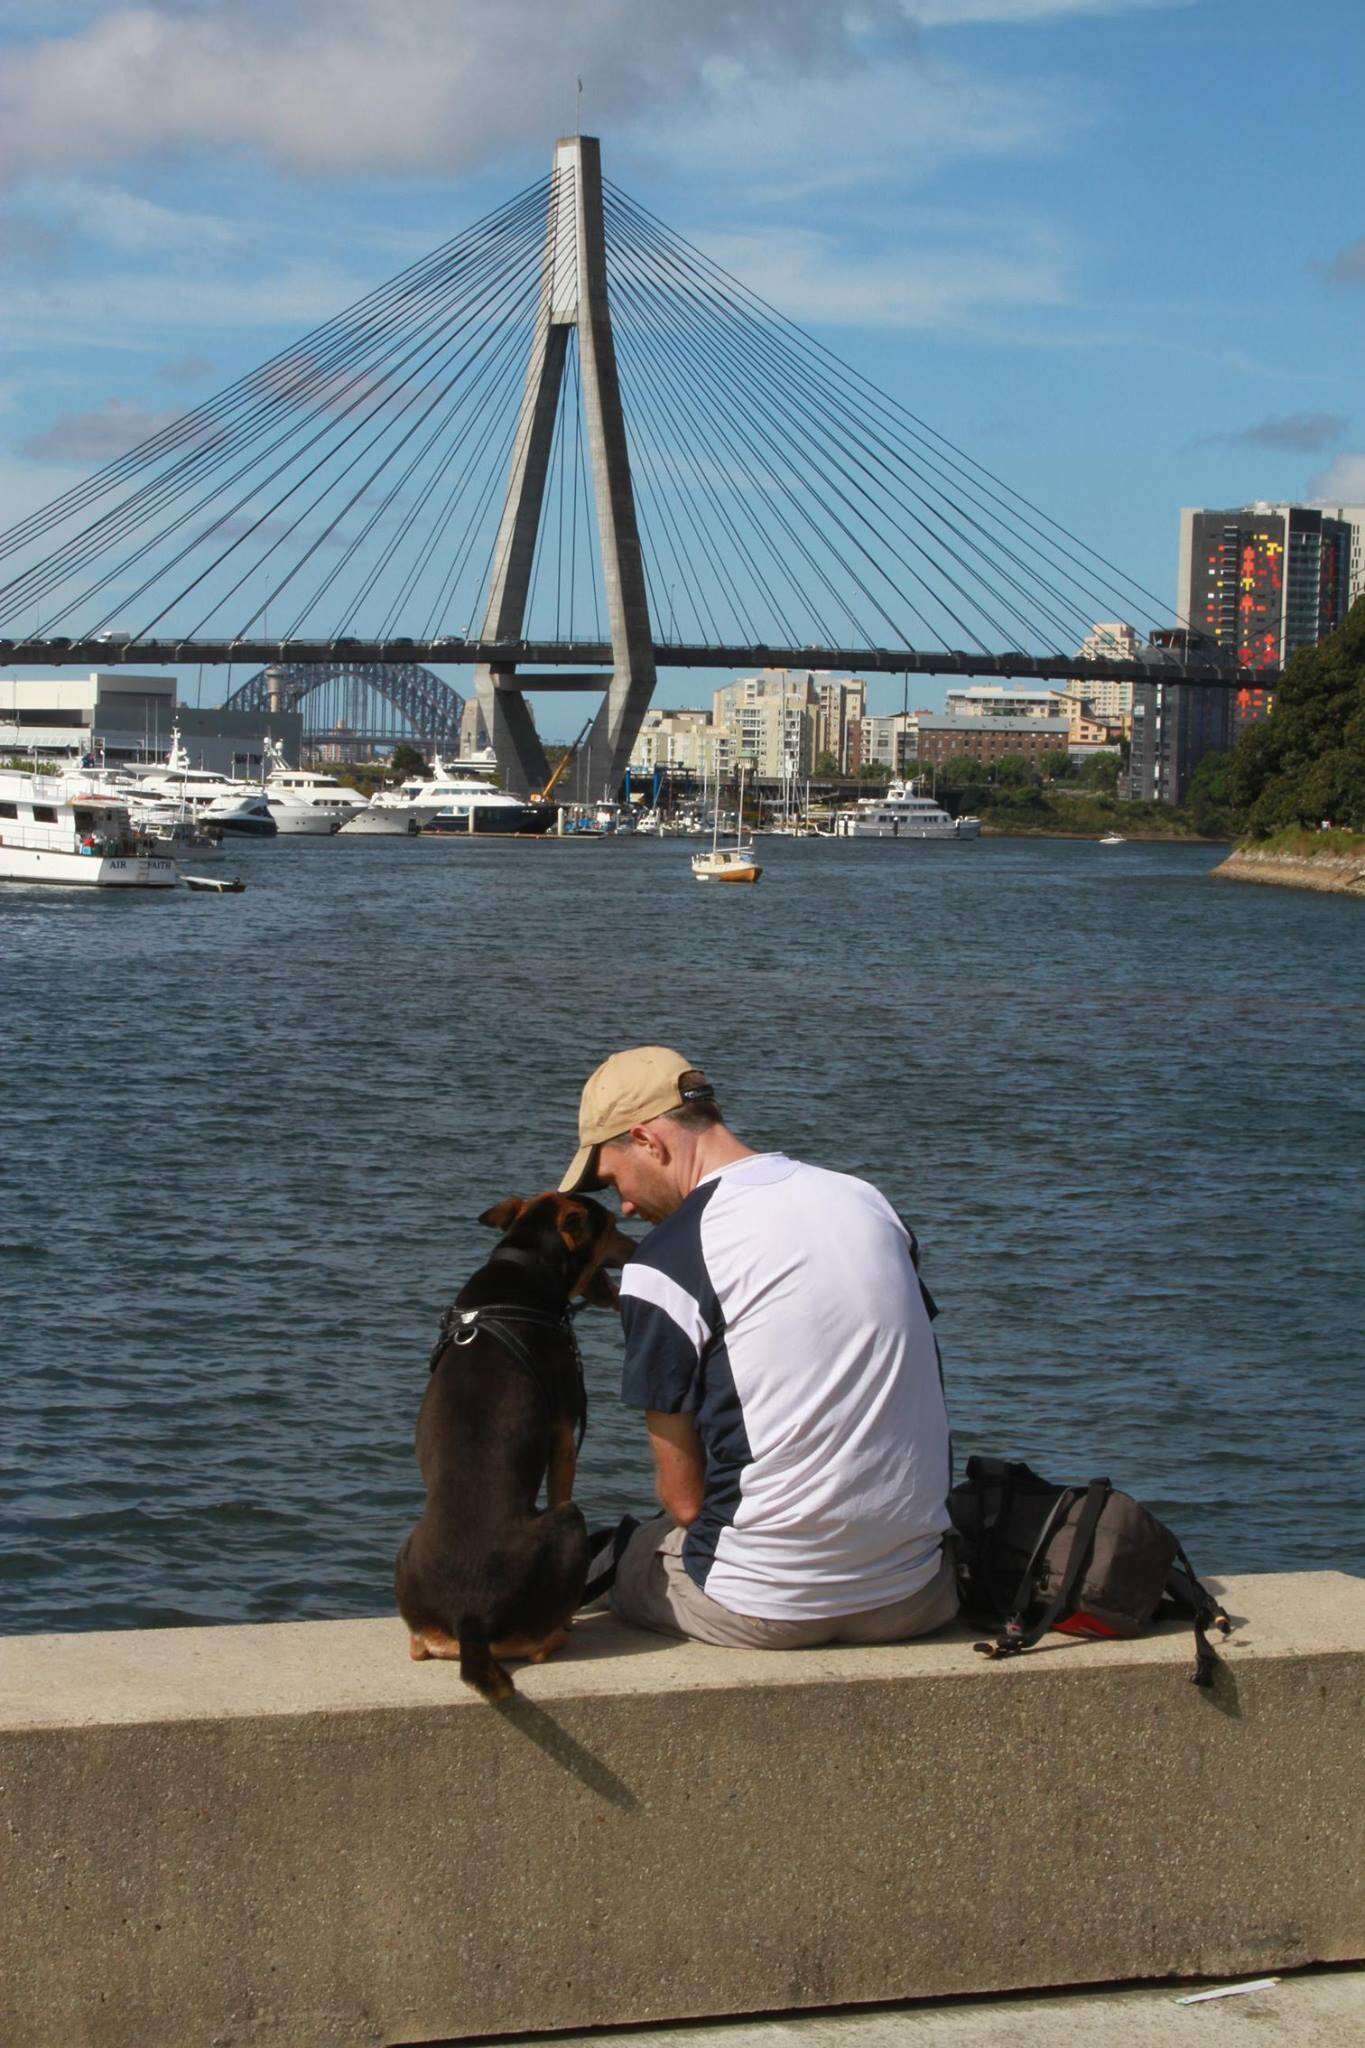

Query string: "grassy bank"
[1236, 825, 1365, 859]
[973, 788, 1223, 841]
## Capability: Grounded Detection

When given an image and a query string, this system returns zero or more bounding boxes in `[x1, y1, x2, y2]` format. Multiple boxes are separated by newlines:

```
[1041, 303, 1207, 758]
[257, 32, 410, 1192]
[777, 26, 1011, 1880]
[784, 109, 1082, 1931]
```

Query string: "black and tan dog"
[396, 1191, 632, 1702]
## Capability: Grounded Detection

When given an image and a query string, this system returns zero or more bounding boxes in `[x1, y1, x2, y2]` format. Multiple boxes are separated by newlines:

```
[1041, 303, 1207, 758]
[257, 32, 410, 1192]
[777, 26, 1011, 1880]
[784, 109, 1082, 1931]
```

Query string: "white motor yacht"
[261, 738, 367, 834]
[341, 754, 551, 836]
[0, 766, 177, 888]
[833, 781, 981, 840]
[116, 729, 278, 837]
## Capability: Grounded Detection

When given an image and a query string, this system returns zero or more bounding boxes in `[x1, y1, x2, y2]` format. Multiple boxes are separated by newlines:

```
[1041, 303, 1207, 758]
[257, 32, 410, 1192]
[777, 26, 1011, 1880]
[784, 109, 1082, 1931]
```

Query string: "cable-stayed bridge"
[0, 136, 1249, 796]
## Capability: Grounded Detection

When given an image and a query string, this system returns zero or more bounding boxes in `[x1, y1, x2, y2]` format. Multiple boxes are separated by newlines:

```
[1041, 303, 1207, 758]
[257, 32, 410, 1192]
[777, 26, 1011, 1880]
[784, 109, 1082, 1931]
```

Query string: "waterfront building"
[914, 714, 1070, 773]
[1314, 504, 1365, 606]
[1177, 502, 1354, 737]
[858, 712, 919, 775]
[943, 683, 1072, 721]
[0, 671, 302, 776]
[1125, 680, 1230, 806]
[711, 670, 820, 781]
[1068, 624, 1138, 722]
[814, 676, 867, 771]
[630, 707, 719, 778]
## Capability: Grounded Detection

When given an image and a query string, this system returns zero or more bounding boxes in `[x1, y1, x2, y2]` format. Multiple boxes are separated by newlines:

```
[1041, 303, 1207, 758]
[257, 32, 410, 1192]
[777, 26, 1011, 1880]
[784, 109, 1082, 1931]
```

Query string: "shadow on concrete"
[496, 1694, 640, 1811]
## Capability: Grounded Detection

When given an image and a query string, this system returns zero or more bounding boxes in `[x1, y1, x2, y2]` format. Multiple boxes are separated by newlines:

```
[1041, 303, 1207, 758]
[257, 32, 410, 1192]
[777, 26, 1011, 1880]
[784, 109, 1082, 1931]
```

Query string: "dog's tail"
[458, 1622, 515, 1704]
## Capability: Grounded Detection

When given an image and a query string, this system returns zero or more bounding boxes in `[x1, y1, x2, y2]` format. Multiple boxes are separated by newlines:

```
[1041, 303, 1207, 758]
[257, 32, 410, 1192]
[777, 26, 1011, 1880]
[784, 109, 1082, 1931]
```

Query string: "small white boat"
[1099, 832, 1126, 846]
[691, 844, 763, 884]
[0, 767, 177, 888]
[692, 763, 763, 884]
[184, 874, 245, 894]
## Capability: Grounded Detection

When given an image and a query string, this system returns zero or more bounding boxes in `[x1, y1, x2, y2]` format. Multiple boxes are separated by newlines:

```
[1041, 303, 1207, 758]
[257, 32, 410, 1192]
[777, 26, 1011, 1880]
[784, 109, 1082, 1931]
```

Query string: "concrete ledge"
[1, 1572, 1362, 2048]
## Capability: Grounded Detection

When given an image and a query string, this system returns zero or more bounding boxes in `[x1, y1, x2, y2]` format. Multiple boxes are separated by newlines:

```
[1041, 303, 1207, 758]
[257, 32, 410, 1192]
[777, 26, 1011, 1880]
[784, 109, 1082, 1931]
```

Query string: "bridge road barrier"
[1, 1571, 1361, 2048]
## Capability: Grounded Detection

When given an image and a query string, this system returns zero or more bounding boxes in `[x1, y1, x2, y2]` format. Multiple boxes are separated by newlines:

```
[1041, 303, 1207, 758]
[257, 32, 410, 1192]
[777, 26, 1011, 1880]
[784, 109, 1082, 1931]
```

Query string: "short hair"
[663, 1069, 724, 1133]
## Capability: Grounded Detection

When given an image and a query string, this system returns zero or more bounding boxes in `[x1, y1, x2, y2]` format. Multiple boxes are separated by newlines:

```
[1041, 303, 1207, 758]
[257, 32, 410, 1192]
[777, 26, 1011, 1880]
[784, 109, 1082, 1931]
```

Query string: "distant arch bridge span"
[222, 660, 465, 756]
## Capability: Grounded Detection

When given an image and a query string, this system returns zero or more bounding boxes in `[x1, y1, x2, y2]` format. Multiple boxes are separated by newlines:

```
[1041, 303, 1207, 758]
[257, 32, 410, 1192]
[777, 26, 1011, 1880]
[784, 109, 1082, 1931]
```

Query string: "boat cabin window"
[33, 804, 58, 823]
[0, 801, 16, 819]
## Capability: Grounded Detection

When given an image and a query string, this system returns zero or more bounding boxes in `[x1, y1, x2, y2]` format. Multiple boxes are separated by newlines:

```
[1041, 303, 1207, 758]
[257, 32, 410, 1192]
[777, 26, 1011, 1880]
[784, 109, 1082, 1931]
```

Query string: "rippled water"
[2, 832, 1361, 1635]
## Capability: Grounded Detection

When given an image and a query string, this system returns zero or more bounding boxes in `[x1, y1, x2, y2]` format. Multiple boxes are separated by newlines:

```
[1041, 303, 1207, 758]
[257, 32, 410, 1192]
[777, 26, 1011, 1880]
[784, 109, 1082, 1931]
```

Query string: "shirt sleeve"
[619, 1262, 712, 1413]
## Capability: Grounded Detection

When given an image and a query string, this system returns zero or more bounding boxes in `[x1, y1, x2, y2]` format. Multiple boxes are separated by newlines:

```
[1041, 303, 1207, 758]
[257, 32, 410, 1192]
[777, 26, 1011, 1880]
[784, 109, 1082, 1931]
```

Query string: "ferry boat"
[833, 781, 981, 840]
[0, 766, 177, 888]
[262, 739, 367, 834]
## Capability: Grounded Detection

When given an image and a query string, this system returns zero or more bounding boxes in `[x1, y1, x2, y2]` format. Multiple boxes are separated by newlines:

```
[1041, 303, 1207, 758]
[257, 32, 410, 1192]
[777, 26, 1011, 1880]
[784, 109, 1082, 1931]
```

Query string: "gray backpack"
[948, 1456, 1232, 1686]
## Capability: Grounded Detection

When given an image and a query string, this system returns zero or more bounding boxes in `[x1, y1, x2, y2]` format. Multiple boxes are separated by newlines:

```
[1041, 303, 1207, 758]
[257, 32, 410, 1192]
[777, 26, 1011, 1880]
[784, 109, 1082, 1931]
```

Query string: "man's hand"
[645, 1410, 705, 1527]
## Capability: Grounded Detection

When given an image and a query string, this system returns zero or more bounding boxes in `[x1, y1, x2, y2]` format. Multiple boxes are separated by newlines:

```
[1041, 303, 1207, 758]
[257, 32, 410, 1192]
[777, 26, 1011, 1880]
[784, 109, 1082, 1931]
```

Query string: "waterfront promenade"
[3, 1576, 1362, 2047]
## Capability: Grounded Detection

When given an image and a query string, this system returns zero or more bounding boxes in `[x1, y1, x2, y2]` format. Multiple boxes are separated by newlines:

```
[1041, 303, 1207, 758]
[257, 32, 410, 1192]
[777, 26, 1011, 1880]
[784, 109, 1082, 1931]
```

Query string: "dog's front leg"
[547, 1420, 577, 1508]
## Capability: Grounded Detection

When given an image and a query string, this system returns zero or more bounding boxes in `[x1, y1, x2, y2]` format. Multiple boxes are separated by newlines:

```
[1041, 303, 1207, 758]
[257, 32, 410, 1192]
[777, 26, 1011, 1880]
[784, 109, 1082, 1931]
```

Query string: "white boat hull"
[268, 805, 342, 835]
[0, 846, 178, 888]
[836, 818, 982, 840]
[337, 809, 420, 836]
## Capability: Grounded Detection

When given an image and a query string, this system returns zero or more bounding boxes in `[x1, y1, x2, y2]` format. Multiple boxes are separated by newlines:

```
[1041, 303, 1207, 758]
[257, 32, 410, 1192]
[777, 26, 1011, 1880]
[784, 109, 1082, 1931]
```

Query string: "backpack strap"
[1166, 1541, 1233, 1688]
[975, 1478, 1110, 1662]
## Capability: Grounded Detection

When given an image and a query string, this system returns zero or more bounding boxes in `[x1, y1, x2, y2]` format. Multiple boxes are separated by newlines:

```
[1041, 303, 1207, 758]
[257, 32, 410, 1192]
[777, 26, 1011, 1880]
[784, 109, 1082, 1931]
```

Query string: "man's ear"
[478, 1196, 526, 1232]
[576, 1263, 621, 1309]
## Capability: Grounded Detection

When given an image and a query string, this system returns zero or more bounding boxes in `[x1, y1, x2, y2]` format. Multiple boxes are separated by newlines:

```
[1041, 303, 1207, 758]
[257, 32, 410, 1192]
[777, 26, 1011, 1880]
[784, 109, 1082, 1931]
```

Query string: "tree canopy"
[1227, 595, 1365, 833]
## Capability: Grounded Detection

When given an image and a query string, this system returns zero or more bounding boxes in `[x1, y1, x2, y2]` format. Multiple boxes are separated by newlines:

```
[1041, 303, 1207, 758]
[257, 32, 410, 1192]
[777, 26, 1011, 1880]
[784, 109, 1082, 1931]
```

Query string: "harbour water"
[2, 833, 1361, 1636]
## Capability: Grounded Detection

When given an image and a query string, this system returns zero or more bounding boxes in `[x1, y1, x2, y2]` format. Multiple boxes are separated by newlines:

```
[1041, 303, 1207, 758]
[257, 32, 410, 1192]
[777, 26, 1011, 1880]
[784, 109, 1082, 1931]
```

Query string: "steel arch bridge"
[223, 661, 465, 759]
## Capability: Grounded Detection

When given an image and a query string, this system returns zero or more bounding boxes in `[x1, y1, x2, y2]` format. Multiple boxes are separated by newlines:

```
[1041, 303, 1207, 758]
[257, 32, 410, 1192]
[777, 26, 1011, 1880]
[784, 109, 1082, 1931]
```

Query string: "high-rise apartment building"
[711, 670, 820, 780]
[1315, 504, 1365, 607]
[1125, 680, 1230, 807]
[1070, 623, 1138, 722]
[814, 676, 867, 771]
[1177, 503, 1354, 736]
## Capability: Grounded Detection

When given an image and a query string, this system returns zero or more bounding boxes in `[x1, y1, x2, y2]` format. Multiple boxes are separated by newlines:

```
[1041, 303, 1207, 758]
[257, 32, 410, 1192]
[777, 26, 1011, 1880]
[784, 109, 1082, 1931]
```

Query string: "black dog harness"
[429, 1297, 589, 1449]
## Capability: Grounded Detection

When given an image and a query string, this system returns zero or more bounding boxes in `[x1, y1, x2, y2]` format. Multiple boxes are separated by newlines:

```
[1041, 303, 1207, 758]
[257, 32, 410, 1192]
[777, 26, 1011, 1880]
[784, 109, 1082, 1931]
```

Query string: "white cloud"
[5, 261, 382, 348]
[1310, 454, 1365, 504]
[906, 0, 1187, 21]
[34, 179, 245, 255]
[0, 2, 924, 184]
[697, 219, 1070, 330]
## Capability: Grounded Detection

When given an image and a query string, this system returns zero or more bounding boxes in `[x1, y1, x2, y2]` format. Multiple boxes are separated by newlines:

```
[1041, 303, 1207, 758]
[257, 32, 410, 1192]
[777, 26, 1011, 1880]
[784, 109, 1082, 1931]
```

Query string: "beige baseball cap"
[560, 1046, 713, 1193]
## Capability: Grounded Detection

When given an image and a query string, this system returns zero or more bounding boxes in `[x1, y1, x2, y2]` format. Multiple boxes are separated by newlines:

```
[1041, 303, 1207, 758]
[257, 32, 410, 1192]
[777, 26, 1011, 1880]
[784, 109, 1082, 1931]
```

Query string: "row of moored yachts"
[1, 727, 985, 891]
[0, 732, 558, 888]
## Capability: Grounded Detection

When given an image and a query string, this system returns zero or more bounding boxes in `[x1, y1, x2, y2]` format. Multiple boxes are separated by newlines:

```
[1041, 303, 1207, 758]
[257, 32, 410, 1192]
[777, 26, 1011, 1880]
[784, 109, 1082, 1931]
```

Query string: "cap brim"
[558, 1141, 602, 1195]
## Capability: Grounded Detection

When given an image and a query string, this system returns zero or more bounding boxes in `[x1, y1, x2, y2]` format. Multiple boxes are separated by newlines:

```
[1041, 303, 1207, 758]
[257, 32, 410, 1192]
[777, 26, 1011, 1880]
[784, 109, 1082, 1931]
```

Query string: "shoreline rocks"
[1215, 844, 1365, 896]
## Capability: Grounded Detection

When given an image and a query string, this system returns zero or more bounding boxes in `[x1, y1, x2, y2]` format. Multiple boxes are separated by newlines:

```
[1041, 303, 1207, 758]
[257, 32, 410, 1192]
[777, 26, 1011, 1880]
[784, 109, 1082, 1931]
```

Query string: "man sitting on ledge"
[561, 1046, 958, 1649]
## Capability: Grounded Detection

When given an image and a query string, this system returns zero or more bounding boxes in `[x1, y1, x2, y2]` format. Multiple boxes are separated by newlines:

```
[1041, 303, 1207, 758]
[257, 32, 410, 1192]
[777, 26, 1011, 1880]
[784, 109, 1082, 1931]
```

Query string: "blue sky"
[2, 0, 1363, 735]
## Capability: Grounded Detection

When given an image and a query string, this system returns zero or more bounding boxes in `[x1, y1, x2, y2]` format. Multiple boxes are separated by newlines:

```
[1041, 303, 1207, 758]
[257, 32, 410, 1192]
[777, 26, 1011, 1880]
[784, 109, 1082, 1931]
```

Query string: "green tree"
[858, 760, 891, 782]
[994, 752, 1036, 786]
[1224, 597, 1365, 834]
[814, 752, 841, 776]
[1040, 748, 1073, 782]
[1077, 750, 1121, 793]
[388, 743, 429, 781]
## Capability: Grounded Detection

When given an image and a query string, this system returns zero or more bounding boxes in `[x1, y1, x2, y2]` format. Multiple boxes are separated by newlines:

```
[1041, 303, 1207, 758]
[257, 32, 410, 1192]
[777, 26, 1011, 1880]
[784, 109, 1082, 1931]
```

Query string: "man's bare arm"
[645, 1410, 706, 1527]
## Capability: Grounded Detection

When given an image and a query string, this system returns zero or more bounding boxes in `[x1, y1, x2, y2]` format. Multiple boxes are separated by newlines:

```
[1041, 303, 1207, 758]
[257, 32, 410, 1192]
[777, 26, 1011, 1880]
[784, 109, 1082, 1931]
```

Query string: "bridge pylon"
[475, 135, 656, 799]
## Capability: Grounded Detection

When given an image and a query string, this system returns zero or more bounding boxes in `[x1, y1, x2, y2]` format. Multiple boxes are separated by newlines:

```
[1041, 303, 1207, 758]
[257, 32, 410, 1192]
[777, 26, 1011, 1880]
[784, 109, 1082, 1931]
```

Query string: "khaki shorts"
[610, 1515, 959, 1649]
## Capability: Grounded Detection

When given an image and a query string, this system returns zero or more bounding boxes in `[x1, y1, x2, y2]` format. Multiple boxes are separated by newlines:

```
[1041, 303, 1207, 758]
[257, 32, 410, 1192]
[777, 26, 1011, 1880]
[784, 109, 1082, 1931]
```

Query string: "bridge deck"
[0, 637, 1272, 688]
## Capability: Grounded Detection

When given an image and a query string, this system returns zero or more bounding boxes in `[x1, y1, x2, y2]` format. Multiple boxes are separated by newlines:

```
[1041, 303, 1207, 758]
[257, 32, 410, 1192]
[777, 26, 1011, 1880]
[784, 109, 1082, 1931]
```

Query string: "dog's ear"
[555, 1200, 592, 1251]
[576, 1263, 621, 1309]
[478, 1196, 526, 1232]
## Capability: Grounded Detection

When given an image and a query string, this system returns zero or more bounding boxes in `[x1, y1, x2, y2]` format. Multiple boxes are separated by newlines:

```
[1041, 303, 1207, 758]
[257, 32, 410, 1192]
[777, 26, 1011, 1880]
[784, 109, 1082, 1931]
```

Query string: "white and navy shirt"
[619, 1154, 952, 1620]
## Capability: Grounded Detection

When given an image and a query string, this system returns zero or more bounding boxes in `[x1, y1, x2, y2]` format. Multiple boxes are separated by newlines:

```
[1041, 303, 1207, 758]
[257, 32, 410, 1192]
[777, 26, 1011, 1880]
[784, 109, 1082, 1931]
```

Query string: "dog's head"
[477, 1191, 635, 1307]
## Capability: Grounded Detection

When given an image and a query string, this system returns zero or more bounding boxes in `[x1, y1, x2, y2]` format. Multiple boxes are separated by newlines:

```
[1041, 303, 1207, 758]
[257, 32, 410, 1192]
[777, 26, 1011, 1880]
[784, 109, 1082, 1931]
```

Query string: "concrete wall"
[1, 1572, 1361, 2048]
